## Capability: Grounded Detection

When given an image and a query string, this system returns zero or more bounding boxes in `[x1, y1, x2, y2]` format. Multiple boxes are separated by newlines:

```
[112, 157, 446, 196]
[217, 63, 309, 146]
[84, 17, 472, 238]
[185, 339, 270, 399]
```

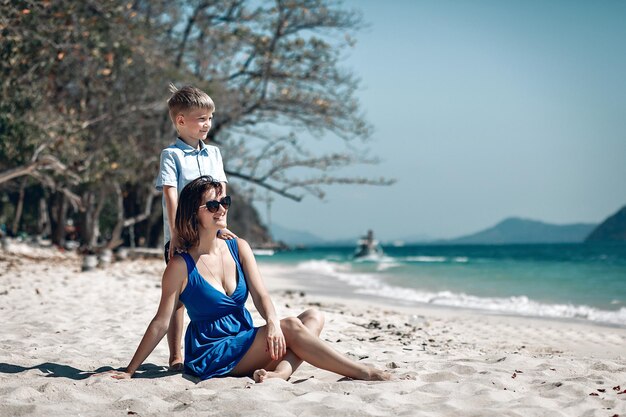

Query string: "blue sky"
[252, 0, 626, 241]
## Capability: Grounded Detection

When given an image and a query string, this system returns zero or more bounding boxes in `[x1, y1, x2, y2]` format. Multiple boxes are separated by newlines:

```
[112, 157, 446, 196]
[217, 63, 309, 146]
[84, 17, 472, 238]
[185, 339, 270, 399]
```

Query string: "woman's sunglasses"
[199, 195, 231, 213]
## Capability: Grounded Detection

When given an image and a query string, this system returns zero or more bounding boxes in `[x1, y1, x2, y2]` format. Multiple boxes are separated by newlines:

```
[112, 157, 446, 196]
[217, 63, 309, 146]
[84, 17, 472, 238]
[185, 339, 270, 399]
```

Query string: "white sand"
[1, 241, 625, 417]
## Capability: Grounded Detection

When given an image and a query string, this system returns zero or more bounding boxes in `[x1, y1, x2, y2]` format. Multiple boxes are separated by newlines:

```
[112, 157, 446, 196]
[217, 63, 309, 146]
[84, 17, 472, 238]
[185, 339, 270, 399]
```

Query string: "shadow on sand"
[0, 362, 180, 380]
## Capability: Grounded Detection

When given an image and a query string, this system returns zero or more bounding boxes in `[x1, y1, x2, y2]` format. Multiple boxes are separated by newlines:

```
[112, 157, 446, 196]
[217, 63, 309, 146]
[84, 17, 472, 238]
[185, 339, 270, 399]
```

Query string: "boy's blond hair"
[167, 83, 215, 124]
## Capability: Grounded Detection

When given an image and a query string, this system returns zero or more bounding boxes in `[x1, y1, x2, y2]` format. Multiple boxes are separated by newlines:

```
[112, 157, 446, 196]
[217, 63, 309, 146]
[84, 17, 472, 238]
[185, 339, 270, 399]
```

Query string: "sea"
[256, 243, 626, 327]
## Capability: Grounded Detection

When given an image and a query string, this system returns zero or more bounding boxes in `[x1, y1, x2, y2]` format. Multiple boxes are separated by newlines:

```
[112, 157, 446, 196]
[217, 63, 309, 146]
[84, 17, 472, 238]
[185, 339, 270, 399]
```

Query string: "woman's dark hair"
[175, 175, 224, 251]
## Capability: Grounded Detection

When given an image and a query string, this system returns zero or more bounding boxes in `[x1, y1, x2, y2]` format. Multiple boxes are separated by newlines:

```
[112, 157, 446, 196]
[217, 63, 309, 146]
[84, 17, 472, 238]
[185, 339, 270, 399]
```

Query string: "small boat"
[353, 229, 384, 260]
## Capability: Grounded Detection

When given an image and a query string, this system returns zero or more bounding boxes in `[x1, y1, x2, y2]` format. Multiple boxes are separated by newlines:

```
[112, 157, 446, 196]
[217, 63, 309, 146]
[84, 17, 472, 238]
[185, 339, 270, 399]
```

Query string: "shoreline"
[1, 243, 626, 416]
[257, 261, 626, 332]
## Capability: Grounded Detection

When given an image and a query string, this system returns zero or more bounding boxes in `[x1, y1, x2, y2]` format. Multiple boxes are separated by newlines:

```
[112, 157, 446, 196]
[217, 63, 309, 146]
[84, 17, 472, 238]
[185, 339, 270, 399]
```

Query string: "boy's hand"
[168, 232, 177, 260]
[217, 228, 237, 240]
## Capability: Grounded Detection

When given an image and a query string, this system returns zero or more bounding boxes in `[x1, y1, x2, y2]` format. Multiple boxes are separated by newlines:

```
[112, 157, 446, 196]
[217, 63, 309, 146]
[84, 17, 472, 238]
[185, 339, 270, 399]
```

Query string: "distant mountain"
[270, 226, 388, 247]
[270, 224, 326, 246]
[446, 217, 597, 244]
[585, 206, 626, 242]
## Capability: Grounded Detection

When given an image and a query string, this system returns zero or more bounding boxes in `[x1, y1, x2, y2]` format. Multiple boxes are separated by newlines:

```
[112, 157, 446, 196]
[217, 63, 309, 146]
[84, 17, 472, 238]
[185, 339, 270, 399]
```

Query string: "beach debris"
[366, 320, 381, 329]
[386, 362, 400, 369]
[115, 248, 129, 261]
[597, 388, 606, 393]
[511, 372, 517, 379]
[515, 370, 523, 373]
[613, 385, 621, 391]
[99, 249, 113, 266]
[82, 254, 98, 271]
[589, 392, 599, 396]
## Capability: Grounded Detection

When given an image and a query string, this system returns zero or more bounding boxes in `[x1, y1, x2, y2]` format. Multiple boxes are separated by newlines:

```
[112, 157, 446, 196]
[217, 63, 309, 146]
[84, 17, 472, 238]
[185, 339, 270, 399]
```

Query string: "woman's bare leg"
[231, 309, 390, 382]
[254, 309, 324, 382]
[231, 309, 324, 381]
[278, 315, 389, 381]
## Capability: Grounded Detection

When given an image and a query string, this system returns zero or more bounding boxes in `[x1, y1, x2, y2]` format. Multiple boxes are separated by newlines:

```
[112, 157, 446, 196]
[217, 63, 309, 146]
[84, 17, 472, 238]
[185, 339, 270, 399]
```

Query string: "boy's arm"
[156, 149, 179, 255]
[163, 185, 178, 257]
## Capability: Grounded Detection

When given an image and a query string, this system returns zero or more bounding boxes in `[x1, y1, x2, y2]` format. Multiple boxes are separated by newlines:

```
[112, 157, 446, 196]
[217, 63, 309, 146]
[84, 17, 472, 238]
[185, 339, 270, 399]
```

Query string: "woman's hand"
[92, 369, 133, 380]
[266, 319, 286, 360]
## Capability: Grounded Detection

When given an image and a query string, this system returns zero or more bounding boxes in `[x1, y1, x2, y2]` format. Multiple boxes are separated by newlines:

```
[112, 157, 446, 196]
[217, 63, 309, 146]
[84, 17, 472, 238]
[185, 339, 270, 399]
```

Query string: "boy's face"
[176, 108, 213, 142]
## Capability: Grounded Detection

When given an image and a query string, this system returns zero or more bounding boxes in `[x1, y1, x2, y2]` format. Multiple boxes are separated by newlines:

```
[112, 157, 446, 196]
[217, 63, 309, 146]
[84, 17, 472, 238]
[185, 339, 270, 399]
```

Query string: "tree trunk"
[38, 197, 51, 237]
[49, 191, 68, 247]
[11, 178, 27, 235]
[146, 194, 164, 247]
[79, 188, 106, 250]
[106, 181, 124, 250]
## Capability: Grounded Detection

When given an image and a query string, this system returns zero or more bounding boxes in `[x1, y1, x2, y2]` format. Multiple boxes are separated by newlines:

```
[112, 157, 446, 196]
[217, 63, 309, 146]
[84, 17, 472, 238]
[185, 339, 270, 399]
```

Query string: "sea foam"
[295, 259, 626, 326]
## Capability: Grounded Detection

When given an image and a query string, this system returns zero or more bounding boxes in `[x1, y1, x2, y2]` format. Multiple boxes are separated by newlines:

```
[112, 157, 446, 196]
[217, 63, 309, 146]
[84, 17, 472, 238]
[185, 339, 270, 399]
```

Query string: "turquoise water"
[257, 243, 626, 326]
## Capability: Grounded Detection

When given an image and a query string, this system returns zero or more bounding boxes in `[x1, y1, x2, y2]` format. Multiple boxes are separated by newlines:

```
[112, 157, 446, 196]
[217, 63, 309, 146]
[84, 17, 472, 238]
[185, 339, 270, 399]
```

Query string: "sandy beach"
[1, 240, 625, 417]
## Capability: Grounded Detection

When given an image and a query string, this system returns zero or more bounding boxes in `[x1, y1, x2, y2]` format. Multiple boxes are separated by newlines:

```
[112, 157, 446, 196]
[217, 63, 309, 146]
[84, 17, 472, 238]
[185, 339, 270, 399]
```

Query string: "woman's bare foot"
[253, 369, 288, 383]
[360, 366, 393, 381]
[367, 369, 393, 381]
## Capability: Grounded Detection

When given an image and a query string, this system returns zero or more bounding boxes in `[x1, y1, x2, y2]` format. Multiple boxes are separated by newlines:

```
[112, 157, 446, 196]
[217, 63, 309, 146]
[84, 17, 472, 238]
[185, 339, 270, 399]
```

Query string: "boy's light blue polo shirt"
[155, 138, 228, 244]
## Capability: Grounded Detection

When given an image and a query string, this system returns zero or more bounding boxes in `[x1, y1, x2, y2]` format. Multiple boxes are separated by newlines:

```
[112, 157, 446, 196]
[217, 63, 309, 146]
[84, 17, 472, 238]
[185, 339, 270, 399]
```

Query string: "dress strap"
[225, 238, 242, 267]
[177, 252, 196, 277]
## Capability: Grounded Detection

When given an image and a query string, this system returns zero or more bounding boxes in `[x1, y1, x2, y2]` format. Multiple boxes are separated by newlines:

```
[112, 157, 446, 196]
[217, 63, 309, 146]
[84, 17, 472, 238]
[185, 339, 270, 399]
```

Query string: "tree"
[0, 0, 393, 250]
[1, 0, 168, 247]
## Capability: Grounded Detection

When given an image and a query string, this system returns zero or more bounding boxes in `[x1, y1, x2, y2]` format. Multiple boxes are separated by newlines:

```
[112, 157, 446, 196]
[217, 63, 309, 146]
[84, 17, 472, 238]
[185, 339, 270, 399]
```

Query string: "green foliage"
[0, 0, 390, 248]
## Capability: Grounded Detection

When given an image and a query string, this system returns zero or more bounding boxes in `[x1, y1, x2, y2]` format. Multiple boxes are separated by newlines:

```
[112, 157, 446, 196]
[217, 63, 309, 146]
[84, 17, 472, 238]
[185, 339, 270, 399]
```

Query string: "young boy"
[155, 84, 234, 369]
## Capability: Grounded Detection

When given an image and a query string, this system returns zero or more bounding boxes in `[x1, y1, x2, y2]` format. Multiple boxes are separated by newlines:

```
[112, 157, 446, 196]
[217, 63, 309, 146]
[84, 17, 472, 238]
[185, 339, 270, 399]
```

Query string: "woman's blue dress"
[178, 238, 258, 380]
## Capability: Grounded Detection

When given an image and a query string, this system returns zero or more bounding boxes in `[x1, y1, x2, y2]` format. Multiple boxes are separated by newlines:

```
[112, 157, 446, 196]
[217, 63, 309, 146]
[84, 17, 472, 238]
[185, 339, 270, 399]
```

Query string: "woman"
[104, 176, 390, 382]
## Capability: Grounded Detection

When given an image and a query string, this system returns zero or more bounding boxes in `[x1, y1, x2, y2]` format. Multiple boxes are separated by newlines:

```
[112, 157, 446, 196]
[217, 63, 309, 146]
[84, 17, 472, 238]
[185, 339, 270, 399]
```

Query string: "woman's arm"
[237, 238, 286, 360]
[108, 257, 187, 379]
